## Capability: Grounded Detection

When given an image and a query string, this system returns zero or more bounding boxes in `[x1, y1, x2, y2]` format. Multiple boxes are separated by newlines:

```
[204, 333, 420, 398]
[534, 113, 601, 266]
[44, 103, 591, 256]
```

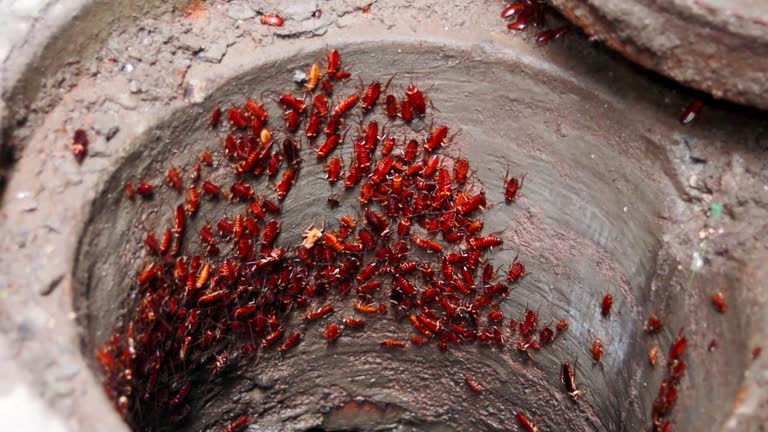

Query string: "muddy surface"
[1, 1, 767, 431]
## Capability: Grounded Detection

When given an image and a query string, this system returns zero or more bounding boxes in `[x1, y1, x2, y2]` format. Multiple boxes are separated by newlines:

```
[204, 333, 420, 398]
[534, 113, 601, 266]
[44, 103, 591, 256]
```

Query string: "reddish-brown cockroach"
[504, 169, 525, 202]
[202, 180, 220, 196]
[397, 218, 411, 236]
[467, 236, 503, 250]
[199, 289, 226, 305]
[160, 229, 172, 254]
[357, 229, 376, 250]
[454, 192, 486, 215]
[224, 415, 249, 432]
[453, 157, 470, 184]
[669, 331, 687, 362]
[323, 323, 342, 342]
[200, 149, 213, 166]
[261, 14, 285, 27]
[305, 305, 334, 320]
[488, 310, 504, 323]
[561, 362, 582, 400]
[313, 93, 329, 116]
[228, 107, 248, 128]
[354, 302, 379, 314]
[380, 339, 406, 348]
[424, 125, 450, 152]
[411, 336, 429, 345]
[321, 77, 334, 95]
[400, 98, 414, 122]
[170, 382, 191, 407]
[200, 225, 216, 245]
[230, 181, 255, 201]
[363, 120, 379, 151]
[306, 63, 321, 91]
[138, 263, 160, 285]
[501, 3, 525, 19]
[707, 338, 718, 352]
[402, 139, 419, 163]
[185, 187, 200, 214]
[516, 413, 541, 432]
[343, 318, 365, 328]
[144, 231, 161, 254]
[601, 294, 613, 318]
[70, 129, 89, 163]
[210, 105, 222, 128]
[321, 232, 345, 253]
[464, 375, 483, 393]
[326, 156, 343, 183]
[243, 99, 269, 122]
[383, 94, 399, 118]
[137, 182, 154, 198]
[711, 291, 727, 313]
[412, 235, 443, 253]
[276, 168, 297, 200]
[125, 181, 136, 199]
[284, 109, 301, 132]
[327, 49, 342, 78]
[278, 332, 302, 352]
[556, 319, 569, 332]
[173, 204, 186, 236]
[507, 256, 526, 283]
[536, 26, 569, 45]
[261, 329, 284, 348]
[195, 262, 212, 289]
[370, 156, 394, 185]
[592, 338, 604, 365]
[166, 167, 183, 191]
[680, 100, 704, 125]
[316, 134, 341, 159]
[364, 208, 389, 235]
[356, 280, 382, 294]
[646, 313, 664, 334]
[405, 84, 427, 115]
[279, 94, 307, 113]
[394, 275, 417, 296]
[332, 95, 359, 117]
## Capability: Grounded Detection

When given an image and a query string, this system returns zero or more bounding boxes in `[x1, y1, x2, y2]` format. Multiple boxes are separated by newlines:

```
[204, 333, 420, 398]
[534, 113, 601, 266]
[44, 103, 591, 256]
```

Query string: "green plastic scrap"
[710, 202, 723, 219]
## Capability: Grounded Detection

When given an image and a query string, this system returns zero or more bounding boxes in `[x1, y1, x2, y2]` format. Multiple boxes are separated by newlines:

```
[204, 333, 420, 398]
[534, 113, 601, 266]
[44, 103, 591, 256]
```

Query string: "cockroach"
[335, 70, 351, 80]
[539, 326, 554, 344]
[649, 345, 660, 367]
[357, 280, 382, 294]
[668, 331, 687, 362]
[326, 156, 343, 183]
[185, 187, 200, 214]
[680, 100, 704, 125]
[412, 235, 443, 253]
[385, 94, 398, 118]
[400, 98, 414, 122]
[170, 383, 191, 407]
[536, 26, 569, 45]
[364, 208, 389, 235]
[276, 168, 297, 200]
[354, 302, 379, 314]
[397, 218, 412, 236]
[305, 305, 334, 320]
[507, 13, 530, 31]
[244, 99, 269, 122]
[316, 134, 341, 159]
[361, 81, 382, 111]
[332, 95, 359, 117]
[262, 219, 281, 245]
[261, 14, 285, 27]
[592, 338, 604, 365]
[327, 49, 342, 78]
[284, 109, 301, 132]
[356, 262, 380, 283]
[363, 120, 379, 151]
[424, 126, 450, 152]
[200, 225, 216, 245]
[199, 289, 226, 305]
[125, 181, 136, 199]
[303, 224, 323, 249]
[159, 229, 172, 254]
[325, 114, 343, 136]
[323, 323, 342, 342]
[322, 232, 346, 253]
[504, 169, 525, 202]
[166, 167, 183, 191]
[138, 263, 160, 285]
[313, 94, 330, 116]
[321, 77, 334, 96]
[282, 138, 301, 165]
[453, 157, 470, 184]
[707, 339, 718, 352]
[516, 413, 540, 432]
[278, 332, 302, 352]
[174, 204, 186, 235]
[467, 236, 503, 250]
[488, 310, 504, 322]
[501, 3, 525, 19]
[260, 128, 273, 146]
[230, 181, 255, 201]
[228, 108, 248, 128]
[262, 199, 281, 213]
[411, 336, 429, 345]
[217, 219, 234, 237]
[380, 339, 406, 348]
[343, 318, 365, 328]
[711, 291, 727, 313]
[306, 63, 321, 91]
[646, 313, 664, 334]
[137, 182, 154, 198]
[601, 294, 613, 318]
[195, 263, 212, 289]
[394, 275, 416, 296]
[464, 375, 483, 393]
[405, 84, 427, 115]
[261, 328, 284, 348]
[370, 156, 395, 185]
[279, 94, 307, 113]
[753, 347, 762, 360]
[556, 319, 569, 332]
[145, 231, 161, 254]
[202, 180, 220, 196]
[561, 362, 582, 400]
[454, 192, 486, 214]
[507, 256, 526, 283]
[210, 105, 222, 128]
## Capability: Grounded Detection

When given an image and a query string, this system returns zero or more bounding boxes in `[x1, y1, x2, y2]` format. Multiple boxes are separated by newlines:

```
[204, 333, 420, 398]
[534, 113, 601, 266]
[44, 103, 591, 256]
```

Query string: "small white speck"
[590, 154, 595, 159]
[623, 206, 628, 213]
[691, 251, 704, 272]
[124, 63, 134, 73]
[764, 185, 768, 191]
[15, 191, 30, 200]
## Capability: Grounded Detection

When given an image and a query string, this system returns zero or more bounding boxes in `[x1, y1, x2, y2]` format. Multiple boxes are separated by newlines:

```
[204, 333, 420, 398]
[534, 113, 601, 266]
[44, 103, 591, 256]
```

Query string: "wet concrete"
[1, 1, 767, 431]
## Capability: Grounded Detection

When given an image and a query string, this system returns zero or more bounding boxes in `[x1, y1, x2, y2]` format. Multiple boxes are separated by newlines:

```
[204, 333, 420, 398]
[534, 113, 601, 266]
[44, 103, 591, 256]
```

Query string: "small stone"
[106, 126, 120, 141]
[293, 69, 307, 85]
[199, 42, 228, 64]
[227, 2, 256, 20]
[129, 81, 141, 94]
